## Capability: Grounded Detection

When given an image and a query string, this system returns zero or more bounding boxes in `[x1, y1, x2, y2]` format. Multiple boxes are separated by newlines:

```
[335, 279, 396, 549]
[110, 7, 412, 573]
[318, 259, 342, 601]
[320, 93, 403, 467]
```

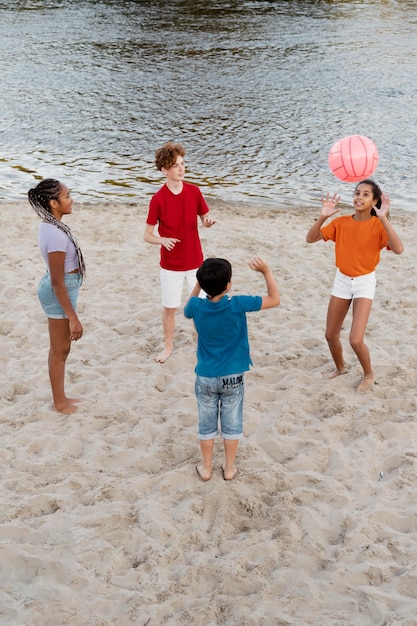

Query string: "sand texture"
[1, 199, 416, 625]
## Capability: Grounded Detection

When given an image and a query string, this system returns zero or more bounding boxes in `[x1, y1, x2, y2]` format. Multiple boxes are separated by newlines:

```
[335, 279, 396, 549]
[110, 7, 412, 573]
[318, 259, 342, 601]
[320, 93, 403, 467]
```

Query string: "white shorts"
[160, 267, 200, 308]
[331, 269, 376, 301]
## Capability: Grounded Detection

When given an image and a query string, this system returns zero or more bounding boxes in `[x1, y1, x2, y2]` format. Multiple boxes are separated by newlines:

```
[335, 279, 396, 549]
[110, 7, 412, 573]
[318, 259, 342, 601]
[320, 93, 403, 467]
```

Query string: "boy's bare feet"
[155, 347, 172, 363]
[196, 465, 212, 482]
[357, 373, 375, 392]
[222, 464, 237, 481]
[324, 368, 347, 379]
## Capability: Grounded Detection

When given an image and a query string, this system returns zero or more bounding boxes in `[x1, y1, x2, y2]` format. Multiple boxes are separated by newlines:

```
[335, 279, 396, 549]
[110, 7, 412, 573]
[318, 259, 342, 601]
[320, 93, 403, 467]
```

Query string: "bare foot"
[222, 465, 237, 481]
[196, 465, 212, 482]
[54, 401, 78, 414]
[154, 347, 173, 363]
[357, 373, 375, 392]
[324, 368, 347, 380]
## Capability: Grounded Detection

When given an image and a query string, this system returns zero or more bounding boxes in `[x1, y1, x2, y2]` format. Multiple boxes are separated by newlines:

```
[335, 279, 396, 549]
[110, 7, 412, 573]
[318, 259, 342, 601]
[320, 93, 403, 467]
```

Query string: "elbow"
[272, 294, 281, 307]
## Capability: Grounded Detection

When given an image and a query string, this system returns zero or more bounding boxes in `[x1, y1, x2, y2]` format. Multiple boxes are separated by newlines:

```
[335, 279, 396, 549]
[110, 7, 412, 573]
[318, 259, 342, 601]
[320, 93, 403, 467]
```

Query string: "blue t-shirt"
[184, 294, 262, 377]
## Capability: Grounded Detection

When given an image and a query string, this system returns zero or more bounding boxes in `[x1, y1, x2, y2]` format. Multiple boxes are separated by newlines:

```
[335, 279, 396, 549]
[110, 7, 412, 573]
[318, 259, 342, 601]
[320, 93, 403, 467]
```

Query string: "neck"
[209, 290, 228, 303]
[354, 210, 372, 222]
[166, 180, 183, 195]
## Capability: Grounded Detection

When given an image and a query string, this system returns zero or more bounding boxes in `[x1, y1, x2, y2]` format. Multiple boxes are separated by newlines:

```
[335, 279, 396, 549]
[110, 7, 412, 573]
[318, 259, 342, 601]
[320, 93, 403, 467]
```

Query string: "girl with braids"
[28, 179, 86, 414]
[306, 179, 403, 392]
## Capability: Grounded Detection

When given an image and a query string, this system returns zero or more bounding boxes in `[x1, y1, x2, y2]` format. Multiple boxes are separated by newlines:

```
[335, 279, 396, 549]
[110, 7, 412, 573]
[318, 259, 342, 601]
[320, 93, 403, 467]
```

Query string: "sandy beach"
[1, 198, 417, 625]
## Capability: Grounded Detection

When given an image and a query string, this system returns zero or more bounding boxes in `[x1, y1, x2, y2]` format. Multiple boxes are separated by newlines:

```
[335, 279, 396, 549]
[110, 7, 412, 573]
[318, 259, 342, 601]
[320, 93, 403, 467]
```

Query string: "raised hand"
[373, 193, 390, 218]
[321, 192, 341, 217]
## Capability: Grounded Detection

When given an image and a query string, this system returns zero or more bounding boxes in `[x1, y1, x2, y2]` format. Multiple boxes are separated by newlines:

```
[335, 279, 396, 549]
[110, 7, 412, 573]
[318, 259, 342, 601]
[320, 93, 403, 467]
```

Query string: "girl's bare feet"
[67, 398, 81, 404]
[324, 368, 347, 379]
[54, 401, 78, 414]
[357, 373, 375, 392]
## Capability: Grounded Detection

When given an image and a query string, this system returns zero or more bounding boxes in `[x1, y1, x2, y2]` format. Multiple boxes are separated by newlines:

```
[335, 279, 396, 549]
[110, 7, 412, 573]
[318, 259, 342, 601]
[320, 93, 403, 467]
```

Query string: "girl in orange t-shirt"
[306, 179, 403, 392]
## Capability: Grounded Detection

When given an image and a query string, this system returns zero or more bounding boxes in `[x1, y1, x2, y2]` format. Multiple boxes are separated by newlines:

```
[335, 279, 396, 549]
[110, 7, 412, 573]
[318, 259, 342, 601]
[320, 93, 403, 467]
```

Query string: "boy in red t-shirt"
[144, 142, 216, 362]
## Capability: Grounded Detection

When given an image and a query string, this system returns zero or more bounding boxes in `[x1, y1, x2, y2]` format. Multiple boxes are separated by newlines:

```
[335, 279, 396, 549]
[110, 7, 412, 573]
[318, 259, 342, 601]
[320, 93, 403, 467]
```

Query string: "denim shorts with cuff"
[195, 373, 244, 441]
[38, 272, 82, 319]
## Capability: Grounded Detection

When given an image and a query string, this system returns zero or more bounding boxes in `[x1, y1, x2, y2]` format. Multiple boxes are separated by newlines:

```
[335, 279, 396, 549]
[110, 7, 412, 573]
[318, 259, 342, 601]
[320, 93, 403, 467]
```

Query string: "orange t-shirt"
[321, 215, 389, 277]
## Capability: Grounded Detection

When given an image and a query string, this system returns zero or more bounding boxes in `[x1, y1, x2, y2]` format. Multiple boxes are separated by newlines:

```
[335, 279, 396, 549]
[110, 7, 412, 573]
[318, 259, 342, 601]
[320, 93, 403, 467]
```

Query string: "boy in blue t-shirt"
[184, 256, 280, 482]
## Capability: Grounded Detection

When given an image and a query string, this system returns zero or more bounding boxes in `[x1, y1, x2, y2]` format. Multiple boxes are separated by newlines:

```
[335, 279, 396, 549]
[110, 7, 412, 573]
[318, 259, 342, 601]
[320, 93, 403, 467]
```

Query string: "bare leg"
[222, 439, 238, 480]
[48, 318, 77, 414]
[155, 307, 176, 363]
[324, 295, 351, 378]
[196, 439, 214, 481]
[350, 298, 375, 392]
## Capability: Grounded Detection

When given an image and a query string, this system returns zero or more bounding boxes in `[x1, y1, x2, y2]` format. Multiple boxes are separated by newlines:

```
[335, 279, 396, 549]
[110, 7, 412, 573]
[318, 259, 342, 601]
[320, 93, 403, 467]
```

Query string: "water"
[1, 0, 416, 211]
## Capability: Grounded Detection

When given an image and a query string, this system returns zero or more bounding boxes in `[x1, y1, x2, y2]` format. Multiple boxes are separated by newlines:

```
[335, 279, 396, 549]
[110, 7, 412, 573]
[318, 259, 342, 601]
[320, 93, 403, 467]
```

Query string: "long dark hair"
[356, 179, 382, 217]
[28, 179, 86, 278]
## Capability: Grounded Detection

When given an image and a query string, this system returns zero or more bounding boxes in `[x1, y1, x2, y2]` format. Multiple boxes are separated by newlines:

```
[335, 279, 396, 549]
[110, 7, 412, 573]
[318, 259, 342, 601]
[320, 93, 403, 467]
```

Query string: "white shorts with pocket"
[160, 267, 200, 308]
[331, 269, 376, 300]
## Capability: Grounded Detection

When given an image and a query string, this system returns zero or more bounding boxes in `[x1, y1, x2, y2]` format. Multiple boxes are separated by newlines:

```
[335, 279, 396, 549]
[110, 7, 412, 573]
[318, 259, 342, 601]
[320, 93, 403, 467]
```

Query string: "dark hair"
[355, 179, 382, 216]
[196, 258, 232, 297]
[28, 178, 86, 278]
[155, 142, 185, 171]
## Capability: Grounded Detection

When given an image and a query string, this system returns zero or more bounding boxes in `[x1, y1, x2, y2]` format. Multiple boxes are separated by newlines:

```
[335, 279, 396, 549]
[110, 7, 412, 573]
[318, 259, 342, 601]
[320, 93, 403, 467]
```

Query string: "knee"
[349, 336, 364, 352]
[325, 330, 339, 345]
[50, 344, 71, 360]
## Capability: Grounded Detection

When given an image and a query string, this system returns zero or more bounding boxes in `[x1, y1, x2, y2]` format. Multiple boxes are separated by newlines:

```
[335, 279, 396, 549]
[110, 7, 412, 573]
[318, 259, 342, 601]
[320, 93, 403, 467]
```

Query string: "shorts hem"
[198, 430, 218, 440]
[221, 432, 243, 440]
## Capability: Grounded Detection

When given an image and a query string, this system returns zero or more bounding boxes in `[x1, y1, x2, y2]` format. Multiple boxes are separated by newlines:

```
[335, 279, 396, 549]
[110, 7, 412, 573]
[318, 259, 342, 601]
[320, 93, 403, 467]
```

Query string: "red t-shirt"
[146, 181, 209, 271]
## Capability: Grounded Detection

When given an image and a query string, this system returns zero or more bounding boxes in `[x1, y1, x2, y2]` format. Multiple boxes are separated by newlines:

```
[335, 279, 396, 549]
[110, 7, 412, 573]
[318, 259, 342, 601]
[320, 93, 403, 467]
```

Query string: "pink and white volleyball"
[328, 135, 379, 182]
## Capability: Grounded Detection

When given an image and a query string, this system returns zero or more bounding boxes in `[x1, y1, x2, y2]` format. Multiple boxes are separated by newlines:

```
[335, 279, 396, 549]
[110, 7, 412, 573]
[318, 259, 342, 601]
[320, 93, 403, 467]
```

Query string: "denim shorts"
[37, 272, 82, 319]
[331, 269, 376, 300]
[195, 374, 244, 441]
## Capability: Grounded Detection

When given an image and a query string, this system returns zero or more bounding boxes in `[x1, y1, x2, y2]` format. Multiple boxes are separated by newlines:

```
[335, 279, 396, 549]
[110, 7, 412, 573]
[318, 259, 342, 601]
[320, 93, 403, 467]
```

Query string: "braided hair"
[28, 179, 86, 278]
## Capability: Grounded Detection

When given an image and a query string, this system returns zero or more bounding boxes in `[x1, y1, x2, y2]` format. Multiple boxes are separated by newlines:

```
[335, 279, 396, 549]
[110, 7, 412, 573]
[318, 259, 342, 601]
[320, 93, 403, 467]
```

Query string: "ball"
[328, 135, 379, 182]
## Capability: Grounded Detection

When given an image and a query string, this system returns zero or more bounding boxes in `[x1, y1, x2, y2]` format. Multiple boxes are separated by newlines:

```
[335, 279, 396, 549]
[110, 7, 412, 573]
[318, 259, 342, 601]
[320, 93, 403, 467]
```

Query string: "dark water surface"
[1, 0, 416, 210]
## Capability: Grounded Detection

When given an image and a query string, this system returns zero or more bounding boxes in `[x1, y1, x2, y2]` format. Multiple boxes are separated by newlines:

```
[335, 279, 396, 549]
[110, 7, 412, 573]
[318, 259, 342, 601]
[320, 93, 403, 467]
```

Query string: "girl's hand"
[69, 317, 83, 341]
[321, 192, 341, 217]
[161, 237, 180, 251]
[374, 193, 390, 218]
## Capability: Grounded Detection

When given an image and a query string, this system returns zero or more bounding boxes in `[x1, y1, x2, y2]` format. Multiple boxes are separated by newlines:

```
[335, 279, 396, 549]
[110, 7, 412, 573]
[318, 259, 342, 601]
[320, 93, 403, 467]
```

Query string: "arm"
[248, 257, 280, 310]
[306, 192, 341, 243]
[143, 222, 181, 251]
[188, 281, 202, 299]
[199, 212, 216, 228]
[48, 252, 83, 340]
[184, 281, 201, 319]
[374, 194, 404, 255]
